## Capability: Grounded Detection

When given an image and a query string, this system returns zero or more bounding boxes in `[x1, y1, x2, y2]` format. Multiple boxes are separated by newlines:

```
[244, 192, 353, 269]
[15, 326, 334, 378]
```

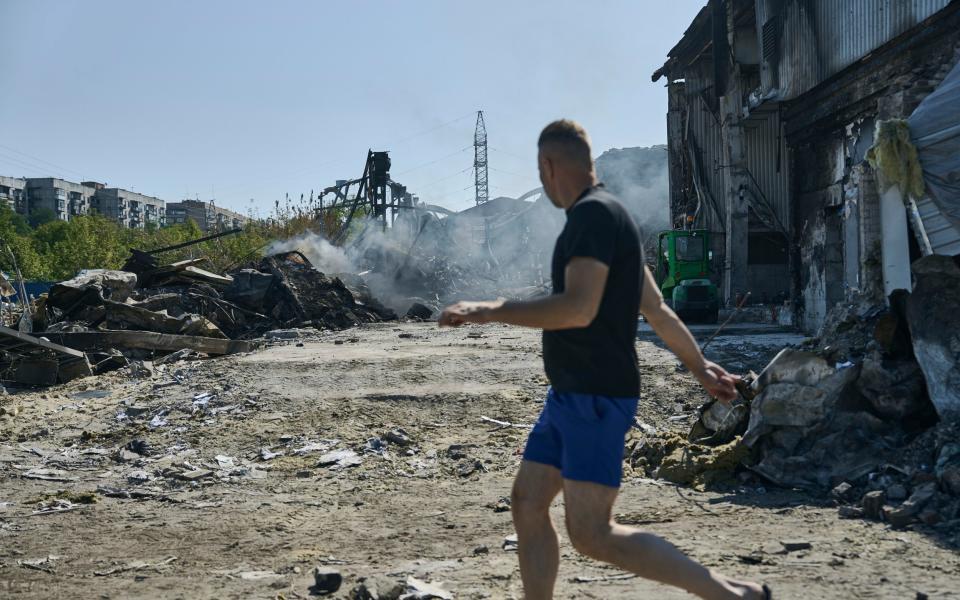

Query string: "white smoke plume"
[263, 145, 670, 310]
[595, 145, 670, 237]
[265, 231, 354, 274]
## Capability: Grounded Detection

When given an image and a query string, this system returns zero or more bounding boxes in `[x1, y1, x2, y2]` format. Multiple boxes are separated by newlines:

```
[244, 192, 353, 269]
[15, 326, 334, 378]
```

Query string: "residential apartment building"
[91, 186, 166, 229]
[0, 176, 26, 213]
[0, 173, 253, 232]
[165, 199, 246, 232]
[23, 177, 95, 221]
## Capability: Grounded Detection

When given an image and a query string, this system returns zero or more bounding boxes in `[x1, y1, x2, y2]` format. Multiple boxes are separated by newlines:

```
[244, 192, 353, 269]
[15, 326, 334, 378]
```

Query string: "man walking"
[439, 120, 769, 599]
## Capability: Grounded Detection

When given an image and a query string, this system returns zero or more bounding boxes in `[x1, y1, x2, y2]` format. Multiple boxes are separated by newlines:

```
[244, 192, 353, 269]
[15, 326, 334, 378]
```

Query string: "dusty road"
[1, 322, 958, 599]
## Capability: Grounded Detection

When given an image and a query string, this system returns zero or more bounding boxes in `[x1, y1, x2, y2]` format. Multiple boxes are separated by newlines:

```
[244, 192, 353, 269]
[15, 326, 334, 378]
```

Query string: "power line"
[490, 166, 538, 183]
[0, 154, 66, 177]
[414, 166, 473, 191]
[386, 113, 475, 147]
[393, 146, 471, 176]
[214, 112, 477, 196]
[0, 143, 87, 178]
[490, 146, 530, 161]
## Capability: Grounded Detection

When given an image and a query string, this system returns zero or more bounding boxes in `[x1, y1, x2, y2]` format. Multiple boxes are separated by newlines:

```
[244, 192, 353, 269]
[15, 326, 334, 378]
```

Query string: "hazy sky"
[0, 1, 702, 214]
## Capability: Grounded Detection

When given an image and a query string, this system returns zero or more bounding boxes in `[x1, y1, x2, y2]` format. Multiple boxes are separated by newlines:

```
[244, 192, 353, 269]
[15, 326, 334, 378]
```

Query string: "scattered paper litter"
[401, 576, 453, 600]
[316, 449, 362, 470]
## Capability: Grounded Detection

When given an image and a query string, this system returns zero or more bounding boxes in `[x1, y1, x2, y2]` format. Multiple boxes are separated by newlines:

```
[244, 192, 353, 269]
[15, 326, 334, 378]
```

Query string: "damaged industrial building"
[627, 0, 960, 538]
[654, 0, 960, 332]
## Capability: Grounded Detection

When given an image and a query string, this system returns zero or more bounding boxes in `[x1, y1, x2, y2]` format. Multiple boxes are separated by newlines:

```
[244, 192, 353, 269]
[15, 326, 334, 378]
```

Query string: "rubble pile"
[4, 249, 397, 385]
[230, 251, 396, 330]
[631, 254, 960, 534]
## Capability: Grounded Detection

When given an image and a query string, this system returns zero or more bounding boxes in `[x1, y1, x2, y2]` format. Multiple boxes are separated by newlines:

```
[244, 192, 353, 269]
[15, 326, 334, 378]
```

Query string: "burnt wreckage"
[0, 229, 398, 387]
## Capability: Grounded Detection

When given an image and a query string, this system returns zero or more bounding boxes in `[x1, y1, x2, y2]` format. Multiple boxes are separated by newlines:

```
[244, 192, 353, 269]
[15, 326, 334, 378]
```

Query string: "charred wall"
[784, 5, 960, 332]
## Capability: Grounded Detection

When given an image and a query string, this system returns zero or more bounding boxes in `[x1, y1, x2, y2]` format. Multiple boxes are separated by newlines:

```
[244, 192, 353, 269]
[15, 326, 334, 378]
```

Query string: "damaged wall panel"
[756, 0, 953, 102]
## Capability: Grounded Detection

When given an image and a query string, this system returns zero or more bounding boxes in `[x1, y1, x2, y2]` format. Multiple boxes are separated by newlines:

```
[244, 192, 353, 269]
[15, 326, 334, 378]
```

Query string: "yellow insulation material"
[866, 119, 926, 201]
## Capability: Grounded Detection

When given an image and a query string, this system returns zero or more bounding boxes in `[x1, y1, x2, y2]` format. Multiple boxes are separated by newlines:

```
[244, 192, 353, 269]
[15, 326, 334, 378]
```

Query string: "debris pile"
[4, 248, 396, 386]
[229, 251, 396, 330]
[630, 254, 960, 533]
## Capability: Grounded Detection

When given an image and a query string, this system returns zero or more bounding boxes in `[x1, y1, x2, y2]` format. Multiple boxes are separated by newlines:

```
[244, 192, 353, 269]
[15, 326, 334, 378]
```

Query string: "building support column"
[718, 0, 750, 307]
[719, 80, 750, 306]
[879, 185, 912, 297]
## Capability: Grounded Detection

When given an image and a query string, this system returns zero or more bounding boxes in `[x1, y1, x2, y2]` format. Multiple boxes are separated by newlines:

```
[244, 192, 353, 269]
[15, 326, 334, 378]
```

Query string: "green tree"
[39, 215, 127, 280]
[31, 220, 70, 256]
[28, 207, 58, 229]
[0, 206, 32, 235]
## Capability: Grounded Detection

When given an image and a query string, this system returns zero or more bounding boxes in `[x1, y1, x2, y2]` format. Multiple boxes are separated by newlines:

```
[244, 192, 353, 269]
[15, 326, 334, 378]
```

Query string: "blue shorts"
[522, 387, 639, 488]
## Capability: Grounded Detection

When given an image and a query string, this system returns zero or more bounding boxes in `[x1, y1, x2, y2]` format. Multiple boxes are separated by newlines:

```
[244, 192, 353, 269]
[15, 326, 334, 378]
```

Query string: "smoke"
[264, 145, 670, 310]
[595, 145, 670, 238]
[265, 231, 354, 274]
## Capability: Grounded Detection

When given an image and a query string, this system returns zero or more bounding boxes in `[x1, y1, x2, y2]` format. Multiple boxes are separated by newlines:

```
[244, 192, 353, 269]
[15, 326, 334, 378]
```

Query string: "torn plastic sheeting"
[908, 59, 960, 235]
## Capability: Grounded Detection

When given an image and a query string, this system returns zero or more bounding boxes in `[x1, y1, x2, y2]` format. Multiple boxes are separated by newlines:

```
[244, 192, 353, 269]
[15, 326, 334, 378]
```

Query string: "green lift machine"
[655, 229, 720, 323]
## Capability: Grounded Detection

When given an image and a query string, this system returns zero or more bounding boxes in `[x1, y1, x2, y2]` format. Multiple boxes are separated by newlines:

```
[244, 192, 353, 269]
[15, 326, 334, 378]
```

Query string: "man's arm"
[438, 257, 609, 330]
[639, 266, 739, 402]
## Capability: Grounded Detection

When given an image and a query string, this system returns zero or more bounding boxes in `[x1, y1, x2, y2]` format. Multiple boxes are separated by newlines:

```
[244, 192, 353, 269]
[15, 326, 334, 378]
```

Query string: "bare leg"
[563, 479, 766, 600]
[511, 460, 563, 600]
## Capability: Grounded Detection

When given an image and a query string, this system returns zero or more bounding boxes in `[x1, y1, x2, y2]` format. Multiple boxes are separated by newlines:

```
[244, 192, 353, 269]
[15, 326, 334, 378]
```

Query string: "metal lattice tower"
[473, 110, 489, 206]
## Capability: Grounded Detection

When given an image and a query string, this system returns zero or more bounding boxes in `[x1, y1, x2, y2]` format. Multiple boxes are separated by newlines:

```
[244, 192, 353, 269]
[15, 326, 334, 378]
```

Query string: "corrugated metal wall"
[743, 108, 791, 231]
[758, 0, 950, 100]
[917, 196, 960, 256]
[688, 93, 727, 233]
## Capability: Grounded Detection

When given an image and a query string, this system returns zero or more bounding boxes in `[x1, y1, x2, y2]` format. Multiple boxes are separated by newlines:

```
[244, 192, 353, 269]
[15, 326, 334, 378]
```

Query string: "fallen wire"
[672, 463, 720, 516]
[701, 292, 752, 353]
[571, 573, 638, 583]
[480, 416, 533, 432]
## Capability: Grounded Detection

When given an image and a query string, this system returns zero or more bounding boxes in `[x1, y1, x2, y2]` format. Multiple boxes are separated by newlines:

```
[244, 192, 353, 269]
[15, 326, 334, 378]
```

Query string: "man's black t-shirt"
[542, 185, 643, 398]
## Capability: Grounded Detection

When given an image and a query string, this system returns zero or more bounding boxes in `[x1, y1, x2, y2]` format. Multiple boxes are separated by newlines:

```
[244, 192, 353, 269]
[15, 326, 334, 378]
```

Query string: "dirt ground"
[2, 322, 959, 599]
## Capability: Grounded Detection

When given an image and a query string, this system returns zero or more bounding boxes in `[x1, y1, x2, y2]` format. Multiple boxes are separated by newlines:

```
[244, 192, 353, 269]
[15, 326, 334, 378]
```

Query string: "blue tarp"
[908, 60, 960, 235]
[7, 281, 52, 302]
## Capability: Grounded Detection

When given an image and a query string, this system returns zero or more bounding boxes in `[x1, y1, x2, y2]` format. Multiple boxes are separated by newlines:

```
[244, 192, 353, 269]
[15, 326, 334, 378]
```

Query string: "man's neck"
[559, 173, 599, 210]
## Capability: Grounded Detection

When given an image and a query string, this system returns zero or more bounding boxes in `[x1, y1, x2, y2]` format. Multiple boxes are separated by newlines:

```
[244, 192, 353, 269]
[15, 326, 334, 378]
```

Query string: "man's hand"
[438, 300, 504, 327]
[694, 360, 740, 404]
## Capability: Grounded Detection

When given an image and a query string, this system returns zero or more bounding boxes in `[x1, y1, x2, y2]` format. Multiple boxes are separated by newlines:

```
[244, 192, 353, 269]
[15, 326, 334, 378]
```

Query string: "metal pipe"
[145, 227, 243, 254]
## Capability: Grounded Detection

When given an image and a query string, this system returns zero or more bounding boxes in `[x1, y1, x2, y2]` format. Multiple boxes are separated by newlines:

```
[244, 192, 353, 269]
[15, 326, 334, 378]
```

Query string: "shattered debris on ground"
[2, 322, 959, 598]
[3, 244, 401, 386]
[633, 255, 960, 533]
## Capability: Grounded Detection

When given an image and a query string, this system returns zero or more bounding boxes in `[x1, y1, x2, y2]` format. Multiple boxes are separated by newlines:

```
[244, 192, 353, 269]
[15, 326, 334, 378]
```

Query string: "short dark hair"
[538, 119, 592, 169]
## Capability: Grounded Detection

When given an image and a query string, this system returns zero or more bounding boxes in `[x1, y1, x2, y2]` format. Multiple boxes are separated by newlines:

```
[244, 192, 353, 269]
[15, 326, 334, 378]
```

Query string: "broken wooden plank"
[168, 258, 208, 269]
[0, 325, 86, 359]
[43, 330, 258, 356]
[181, 265, 233, 286]
[147, 264, 234, 289]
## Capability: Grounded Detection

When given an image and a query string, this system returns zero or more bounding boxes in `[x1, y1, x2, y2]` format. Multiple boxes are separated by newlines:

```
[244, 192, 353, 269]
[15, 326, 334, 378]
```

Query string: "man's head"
[537, 119, 597, 209]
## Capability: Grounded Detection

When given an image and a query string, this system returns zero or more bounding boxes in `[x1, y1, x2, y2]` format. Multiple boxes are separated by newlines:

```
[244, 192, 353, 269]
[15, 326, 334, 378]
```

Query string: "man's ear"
[541, 155, 553, 181]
